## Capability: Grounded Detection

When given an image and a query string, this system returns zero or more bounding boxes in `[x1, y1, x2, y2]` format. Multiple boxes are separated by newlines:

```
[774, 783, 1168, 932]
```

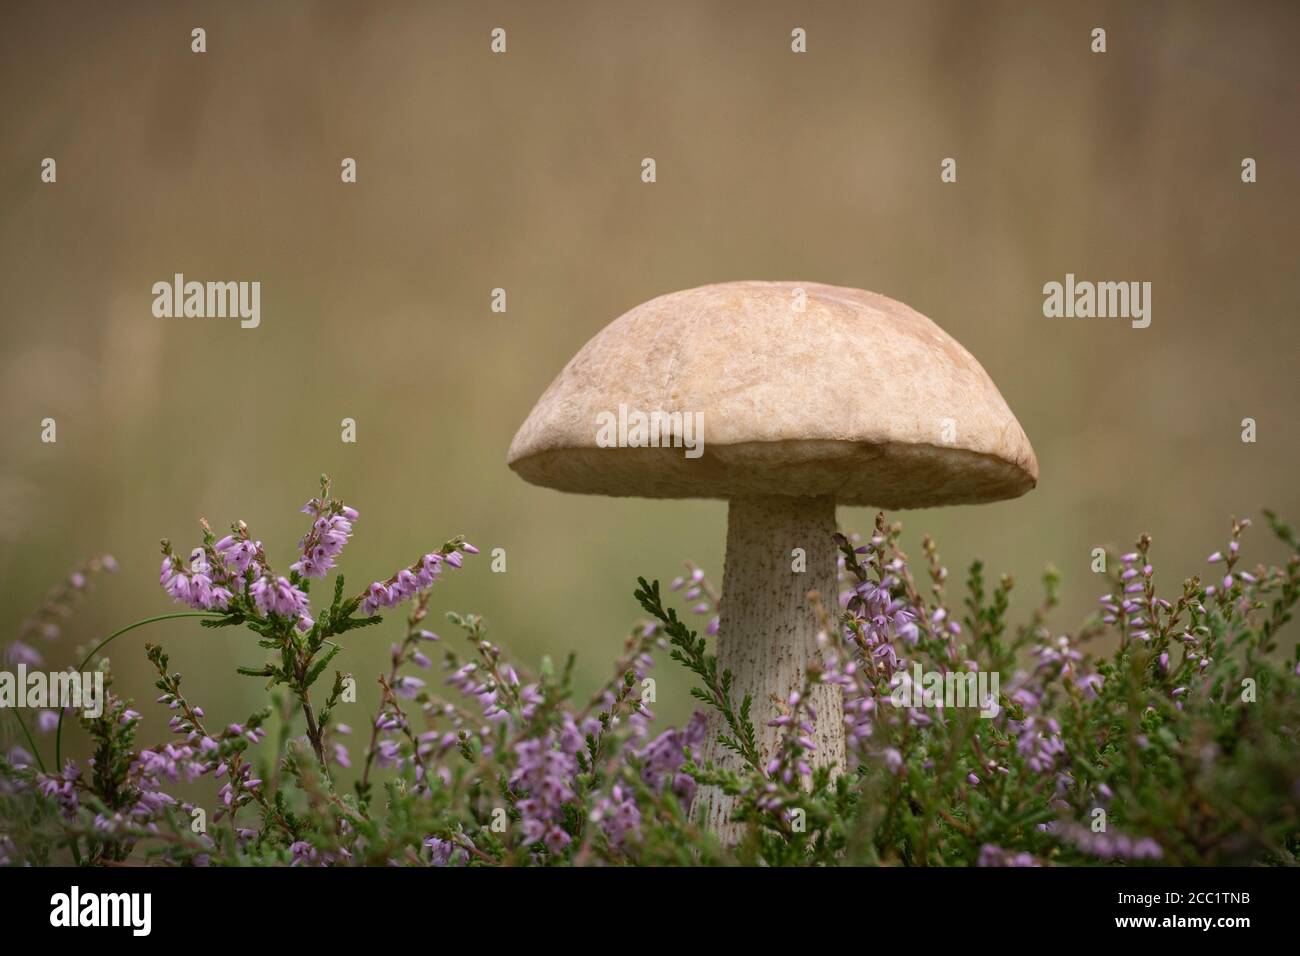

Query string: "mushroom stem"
[693, 494, 845, 841]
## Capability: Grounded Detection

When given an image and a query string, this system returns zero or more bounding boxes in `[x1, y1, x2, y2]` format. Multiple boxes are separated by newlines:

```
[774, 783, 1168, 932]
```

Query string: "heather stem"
[300, 694, 331, 782]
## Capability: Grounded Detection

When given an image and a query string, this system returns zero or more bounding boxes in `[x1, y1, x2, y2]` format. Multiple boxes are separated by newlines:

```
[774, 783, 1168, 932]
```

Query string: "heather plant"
[1, 479, 1297, 867]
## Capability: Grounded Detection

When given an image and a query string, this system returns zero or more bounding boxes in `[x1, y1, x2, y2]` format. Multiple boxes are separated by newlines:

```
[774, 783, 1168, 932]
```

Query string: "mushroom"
[507, 281, 1037, 839]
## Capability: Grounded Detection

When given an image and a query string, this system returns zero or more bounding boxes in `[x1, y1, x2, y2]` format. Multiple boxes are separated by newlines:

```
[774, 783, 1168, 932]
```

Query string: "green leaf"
[304, 645, 342, 689]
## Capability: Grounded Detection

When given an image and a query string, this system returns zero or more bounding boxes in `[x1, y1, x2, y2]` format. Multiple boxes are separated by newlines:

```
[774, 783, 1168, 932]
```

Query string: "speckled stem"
[693, 494, 845, 842]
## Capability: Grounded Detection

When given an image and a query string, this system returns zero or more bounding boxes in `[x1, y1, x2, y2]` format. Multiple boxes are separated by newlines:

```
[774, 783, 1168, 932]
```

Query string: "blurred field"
[2, 0, 1298, 769]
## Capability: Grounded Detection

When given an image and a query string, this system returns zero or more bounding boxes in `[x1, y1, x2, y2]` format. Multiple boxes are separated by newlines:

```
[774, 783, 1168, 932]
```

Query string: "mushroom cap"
[507, 281, 1038, 508]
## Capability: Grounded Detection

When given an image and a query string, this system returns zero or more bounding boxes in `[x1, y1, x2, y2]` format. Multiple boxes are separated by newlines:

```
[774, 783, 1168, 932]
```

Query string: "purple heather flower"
[978, 844, 1039, 867]
[1132, 838, 1163, 860]
[291, 500, 357, 579]
[251, 575, 310, 619]
[290, 841, 319, 866]
[591, 784, 641, 848]
[425, 837, 462, 866]
[1054, 822, 1161, 862]
[6, 641, 43, 668]
[634, 712, 708, 801]
[361, 546, 475, 615]
[160, 552, 234, 611]
[394, 675, 425, 698]
[216, 536, 259, 577]
[511, 729, 580, 853]
[332, 742, 352, 768]
[375, 739, 403, 769]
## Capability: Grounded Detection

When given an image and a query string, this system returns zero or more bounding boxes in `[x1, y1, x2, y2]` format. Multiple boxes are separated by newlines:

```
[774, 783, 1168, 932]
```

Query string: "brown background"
[2, 1, 1297, 755]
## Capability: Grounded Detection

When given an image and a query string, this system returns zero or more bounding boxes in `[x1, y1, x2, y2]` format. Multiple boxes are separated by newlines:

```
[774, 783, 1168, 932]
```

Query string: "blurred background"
[2, 0, 1298, 774]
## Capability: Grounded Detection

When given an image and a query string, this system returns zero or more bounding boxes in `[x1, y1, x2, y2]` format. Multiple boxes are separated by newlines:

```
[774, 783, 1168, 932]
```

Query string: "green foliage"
[2, 510, 1297, 867]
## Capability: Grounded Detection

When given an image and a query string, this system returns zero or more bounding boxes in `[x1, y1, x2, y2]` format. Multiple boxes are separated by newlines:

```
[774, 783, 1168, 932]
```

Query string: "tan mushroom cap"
[508, 281, 1037, 508]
